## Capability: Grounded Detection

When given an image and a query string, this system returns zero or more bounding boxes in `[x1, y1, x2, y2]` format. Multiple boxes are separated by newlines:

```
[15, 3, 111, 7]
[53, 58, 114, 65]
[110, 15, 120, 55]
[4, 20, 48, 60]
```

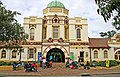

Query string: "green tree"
[95, 0, 120, 37]
[0, 1, 28, 61]
[0, 1, 28, 44]
[99, 30, 116, 38]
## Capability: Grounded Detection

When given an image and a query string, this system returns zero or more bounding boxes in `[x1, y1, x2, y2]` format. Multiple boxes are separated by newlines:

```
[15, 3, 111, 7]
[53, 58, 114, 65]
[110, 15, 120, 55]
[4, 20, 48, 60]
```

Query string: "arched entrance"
[46, 48, 65, 62]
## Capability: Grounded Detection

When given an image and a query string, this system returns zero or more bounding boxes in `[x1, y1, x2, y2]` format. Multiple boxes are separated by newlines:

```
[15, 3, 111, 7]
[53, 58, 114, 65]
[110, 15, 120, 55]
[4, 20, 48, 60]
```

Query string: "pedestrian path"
[0, 63, 120, 76]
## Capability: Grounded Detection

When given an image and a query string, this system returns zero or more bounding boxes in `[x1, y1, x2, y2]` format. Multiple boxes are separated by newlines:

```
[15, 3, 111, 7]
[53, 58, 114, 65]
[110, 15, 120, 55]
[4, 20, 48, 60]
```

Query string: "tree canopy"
[0, 1, 28, 46]
[95, 0, 120, 37]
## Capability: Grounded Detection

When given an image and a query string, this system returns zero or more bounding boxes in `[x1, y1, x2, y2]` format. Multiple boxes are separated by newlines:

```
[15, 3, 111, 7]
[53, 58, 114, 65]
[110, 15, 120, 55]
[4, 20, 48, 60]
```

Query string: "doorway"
[80, 52, 84, 62]
[46, 48, 65, 62]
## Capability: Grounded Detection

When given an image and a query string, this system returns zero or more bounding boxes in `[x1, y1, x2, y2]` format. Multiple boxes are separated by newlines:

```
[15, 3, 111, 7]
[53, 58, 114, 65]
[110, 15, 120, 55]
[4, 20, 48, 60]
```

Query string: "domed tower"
[42, 0, 69, 41]
[43, 0, 69, 16]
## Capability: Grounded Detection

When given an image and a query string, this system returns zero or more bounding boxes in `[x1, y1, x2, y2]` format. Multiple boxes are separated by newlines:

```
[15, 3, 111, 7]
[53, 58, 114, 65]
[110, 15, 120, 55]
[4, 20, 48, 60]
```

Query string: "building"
[0, 0, 120, 62]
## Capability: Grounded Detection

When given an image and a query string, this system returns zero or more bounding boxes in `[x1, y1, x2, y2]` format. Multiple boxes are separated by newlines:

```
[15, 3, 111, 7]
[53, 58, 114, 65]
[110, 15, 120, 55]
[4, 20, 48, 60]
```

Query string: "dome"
[47, 0, 65, 8]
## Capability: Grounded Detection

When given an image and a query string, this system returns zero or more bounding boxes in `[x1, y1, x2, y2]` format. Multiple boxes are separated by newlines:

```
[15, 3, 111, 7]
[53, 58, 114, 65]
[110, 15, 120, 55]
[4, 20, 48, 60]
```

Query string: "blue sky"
[1, 0, 114, 37]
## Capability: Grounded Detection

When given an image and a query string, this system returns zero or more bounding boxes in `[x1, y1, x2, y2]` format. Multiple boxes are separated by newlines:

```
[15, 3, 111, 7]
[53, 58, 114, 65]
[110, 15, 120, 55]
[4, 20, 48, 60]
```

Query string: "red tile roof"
[89, 38, 110, 48]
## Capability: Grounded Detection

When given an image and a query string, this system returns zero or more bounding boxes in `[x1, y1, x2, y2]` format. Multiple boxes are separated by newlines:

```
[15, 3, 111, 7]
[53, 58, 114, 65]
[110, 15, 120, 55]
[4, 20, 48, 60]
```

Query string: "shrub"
[110, 60, 120, 66]
[91, 60, 120, 67]
[98, 61, 106, 67]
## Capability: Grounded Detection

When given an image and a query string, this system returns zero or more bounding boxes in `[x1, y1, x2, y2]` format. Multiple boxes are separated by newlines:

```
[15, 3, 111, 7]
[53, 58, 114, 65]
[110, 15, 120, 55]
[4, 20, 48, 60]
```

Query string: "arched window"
[30, 28, 34, 40]
[104, 50, 108, 58]
[94, 50, 98, 59]
[77, 28, 81, 38]
[1, 50, 6, 58]
[115, 51, 120, 60]
[12, 50, 17, 58]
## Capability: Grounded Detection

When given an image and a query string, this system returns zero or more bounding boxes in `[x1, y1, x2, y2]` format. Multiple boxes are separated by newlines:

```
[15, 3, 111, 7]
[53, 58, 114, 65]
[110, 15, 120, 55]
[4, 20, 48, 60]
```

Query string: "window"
[30, 28, 34, 40]
[104, 50, 108, 58]
[29, 49, 34, 58]
[53, 27, 58, 38]
[115, 51, 120, 60]
[94, 50, 98, 59]
[12, 50, 17, 58]
[77, 28, 81, 38]
[1, 50, 6, 58]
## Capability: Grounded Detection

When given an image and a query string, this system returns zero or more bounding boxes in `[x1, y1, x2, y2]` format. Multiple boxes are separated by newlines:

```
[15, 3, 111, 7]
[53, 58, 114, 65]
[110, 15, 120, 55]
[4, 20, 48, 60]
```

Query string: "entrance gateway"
[46, 48, 65, 62]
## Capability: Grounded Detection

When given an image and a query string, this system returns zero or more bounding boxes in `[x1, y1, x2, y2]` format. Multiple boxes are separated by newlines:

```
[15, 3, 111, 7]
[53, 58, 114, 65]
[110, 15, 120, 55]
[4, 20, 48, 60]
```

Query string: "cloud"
[1, 0, 113, 38]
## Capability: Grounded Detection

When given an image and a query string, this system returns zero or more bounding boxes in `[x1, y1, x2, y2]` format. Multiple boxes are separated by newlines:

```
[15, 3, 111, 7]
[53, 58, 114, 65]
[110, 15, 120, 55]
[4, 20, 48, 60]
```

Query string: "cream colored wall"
[81, 25, 88, 41]
[69, 25, 76, 41]
[23, 24, 29, 40]
[20, 47, 28, 61]
[47, 25, 52, 39]
[35, 25, 42, 41]
[70, 47, 90, 61]
[108, 43, 120, 60]
[43, 8, 68, 16]
[69, 17, 88, 42]
[60, 24, 65, 39]
[91, 48, 111, 61]
[0, 49, 19, 61]
[109, 47, 115, 60]
[24, 17, 43, 41]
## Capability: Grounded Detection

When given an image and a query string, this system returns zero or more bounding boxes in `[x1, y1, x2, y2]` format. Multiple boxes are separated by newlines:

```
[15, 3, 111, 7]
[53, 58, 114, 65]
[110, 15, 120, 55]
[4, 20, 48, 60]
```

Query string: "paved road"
[0, 74, 120, 77]
[0, 63, 120, 76]
[92, 74, 120, 77]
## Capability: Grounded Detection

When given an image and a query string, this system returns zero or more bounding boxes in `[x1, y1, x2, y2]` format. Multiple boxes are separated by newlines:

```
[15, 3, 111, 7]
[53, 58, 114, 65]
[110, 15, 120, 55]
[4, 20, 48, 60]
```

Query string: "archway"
[46, 48, 65, 62]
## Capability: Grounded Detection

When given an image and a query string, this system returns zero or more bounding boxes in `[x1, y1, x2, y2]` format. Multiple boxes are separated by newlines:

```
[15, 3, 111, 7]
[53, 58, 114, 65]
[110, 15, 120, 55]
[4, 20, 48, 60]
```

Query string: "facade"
[0, 1, 120, 62]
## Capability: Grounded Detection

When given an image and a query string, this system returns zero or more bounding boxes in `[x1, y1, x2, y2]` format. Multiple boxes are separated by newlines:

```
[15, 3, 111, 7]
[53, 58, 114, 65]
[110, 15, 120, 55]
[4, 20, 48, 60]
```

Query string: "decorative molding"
[75, 25, 82, 29]
[52, 14, 60, 24]
[70, 42, 89, 45]
[42, 16, 48, 25]
[29, 24, 36, 28]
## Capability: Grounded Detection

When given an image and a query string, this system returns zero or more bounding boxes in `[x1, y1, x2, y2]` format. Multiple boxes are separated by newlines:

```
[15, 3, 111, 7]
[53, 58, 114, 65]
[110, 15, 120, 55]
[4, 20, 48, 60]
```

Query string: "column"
[60, 25, 64, 39]
[47, 25, 52, 39]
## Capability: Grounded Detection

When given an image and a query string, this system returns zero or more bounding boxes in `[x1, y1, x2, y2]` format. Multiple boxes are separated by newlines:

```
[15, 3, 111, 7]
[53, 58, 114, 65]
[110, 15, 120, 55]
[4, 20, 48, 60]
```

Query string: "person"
[84, 61, 90, 70]
[16, 61, 22, 67]
[58, 54, 61, 62]
[40, 56, 42, 67]
[49, 60, 52, 68]
[78, 56, 81, 67]
[12, 62, 17, 71]
[28, 62, 32, 72]
[34, 63, 37, 71]
[31, 62, 37, 72]
[69, 59, 73, 65]
[49, 54, 53, 62]
[55, 54, 58, 62]
[31, 62, 35, 71]
[42, 57, 46, 69]
[24, 62, 29, 72]
[65, 58, 70, 68]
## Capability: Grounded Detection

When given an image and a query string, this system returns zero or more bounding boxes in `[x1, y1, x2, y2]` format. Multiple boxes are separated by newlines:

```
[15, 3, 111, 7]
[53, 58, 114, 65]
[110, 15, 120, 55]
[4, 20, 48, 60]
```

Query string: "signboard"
[38, 52, 41, 62]
[106, 60, 110, 68]
[70, 52, 74, 60]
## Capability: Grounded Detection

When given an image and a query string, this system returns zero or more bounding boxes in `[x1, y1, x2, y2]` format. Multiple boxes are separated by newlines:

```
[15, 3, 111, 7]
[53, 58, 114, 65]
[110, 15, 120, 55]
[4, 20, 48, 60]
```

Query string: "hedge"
[91, 60, 120, 67]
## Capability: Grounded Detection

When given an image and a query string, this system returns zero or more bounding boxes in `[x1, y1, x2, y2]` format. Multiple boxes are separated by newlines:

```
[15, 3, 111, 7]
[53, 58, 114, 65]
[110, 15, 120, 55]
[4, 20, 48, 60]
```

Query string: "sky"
[1, 0, 114, 38]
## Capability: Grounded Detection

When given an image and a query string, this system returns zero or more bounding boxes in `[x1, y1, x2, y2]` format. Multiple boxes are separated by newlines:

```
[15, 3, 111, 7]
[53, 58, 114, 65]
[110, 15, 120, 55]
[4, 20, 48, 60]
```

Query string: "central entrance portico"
[42, 44, 69, 62]
[46, 48, 65, 62]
